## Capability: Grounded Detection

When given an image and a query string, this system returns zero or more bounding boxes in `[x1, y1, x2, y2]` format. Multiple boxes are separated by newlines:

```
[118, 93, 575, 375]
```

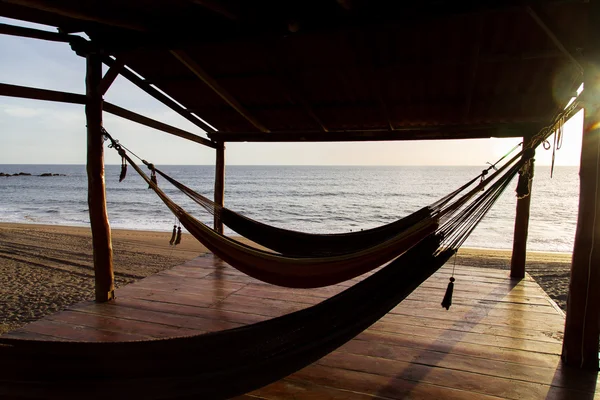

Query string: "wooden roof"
[0, 0, 587, 142]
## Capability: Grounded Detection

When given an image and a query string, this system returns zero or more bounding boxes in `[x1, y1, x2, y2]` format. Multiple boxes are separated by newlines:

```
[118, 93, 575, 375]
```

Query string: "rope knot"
[523, 148, 535, 160]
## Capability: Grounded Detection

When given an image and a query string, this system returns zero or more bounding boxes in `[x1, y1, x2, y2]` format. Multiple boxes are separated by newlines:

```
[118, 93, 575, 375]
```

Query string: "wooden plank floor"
[3, 254, 599, 399]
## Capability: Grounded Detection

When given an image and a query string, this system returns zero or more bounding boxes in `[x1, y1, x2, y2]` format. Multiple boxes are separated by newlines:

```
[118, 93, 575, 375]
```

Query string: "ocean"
[0, 164, 579, 253]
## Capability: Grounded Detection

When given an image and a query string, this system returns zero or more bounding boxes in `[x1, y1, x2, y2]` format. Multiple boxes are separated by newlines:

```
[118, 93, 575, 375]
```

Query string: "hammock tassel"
[147, 163, 157, 189]
[169, 225, 177, 245]
[174, 226, 182, 245]
[441, 277, 455, 310]
[119, 157, 127, 182]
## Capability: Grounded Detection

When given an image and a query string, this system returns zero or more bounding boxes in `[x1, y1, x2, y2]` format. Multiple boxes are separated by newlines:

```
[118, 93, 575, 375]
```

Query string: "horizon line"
[0, 163, 581, 167]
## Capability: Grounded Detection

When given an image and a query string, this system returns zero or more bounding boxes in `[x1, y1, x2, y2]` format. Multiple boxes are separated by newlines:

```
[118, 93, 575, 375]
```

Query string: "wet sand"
[0, 223, 572, 334]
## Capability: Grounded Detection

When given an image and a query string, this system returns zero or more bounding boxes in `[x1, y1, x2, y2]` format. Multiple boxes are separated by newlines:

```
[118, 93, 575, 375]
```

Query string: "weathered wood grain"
[3, 253, 591, 399]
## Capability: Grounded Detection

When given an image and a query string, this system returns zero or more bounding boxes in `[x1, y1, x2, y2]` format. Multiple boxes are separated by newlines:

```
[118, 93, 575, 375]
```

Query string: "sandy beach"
[0, 223, 209, 334]
[0, 222, 572, 335]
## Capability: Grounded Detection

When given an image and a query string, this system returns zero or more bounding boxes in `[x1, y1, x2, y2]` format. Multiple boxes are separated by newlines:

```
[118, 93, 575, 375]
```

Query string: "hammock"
[0, 145, 523, 399]
[154, 165, 436, 257]
[106, 135, 526, 289]
[144, 156, 494, 257]
[110, 131, 520, 258]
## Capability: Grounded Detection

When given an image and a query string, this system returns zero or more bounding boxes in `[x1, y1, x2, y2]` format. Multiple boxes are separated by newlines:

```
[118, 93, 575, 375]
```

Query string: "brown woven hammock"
[106, 130, 519, 259]
[135, 154, 439, 288]
[154, 166, 436, 256]
[117, 145, 526, 288]
[151, 164, 485, 257]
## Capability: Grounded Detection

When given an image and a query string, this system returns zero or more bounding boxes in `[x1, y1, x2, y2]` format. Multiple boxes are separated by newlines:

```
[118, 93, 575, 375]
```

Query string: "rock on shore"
[0, 172, 66, 177]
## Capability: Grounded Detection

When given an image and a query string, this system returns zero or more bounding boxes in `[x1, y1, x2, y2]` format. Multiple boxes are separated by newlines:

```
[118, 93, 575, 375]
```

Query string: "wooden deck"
[3, 254, 598, 399]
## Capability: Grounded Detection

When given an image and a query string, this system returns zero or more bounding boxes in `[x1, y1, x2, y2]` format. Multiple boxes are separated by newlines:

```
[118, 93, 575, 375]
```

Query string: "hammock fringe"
[441, 277, 455, 310]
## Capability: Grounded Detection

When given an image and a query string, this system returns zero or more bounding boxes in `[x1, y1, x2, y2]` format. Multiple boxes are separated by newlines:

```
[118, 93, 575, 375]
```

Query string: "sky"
[0, 17, 584, 167]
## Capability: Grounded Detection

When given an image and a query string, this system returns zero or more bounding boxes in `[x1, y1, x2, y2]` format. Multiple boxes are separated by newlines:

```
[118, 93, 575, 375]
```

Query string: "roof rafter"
[0, 82, 86, 104]
[142, 50, 563, 83]
[1, 0, 147, 32]
[191, 0, 240, 20]
[102, 56, 217, 134]
[0, 21, 72, 42]
[0, 22, 219, 137]
[103, 102, 217, 148]
[265, 43, 329, 132]
[207, 122, 543, 142]
[98, 57, 124, 96]
[170, 49, 270, 133]
[0, 83, 216, 148]
[525, 4, 583, 75]
[272, 69, 329, 132]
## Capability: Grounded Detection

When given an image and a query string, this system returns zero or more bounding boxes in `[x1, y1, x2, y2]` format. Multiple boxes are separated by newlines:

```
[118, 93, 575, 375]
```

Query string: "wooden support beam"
[0, 82, 86, 104]
[0, 83, 216, 148]
[207, 122, 543, 142]
[510, 135, 534, 279]
[170, 49, 270, 133]
[562, 70, 600, 369]
[0, 22, 72, 42]
[1, 0, 147, 32]
[103, 102, 217, 148]
[214, 142, 225, 234]
[102, 56, 217, 134]
[526, 5, 583, 75]
[142, 50, 567, 84]
[191, 0, 240, 20]
[268, 60, 328, 131]
[292, 91, 329, 132]
[85, 53, 115, 303]
[562, 2, 600, 366]
[97, 57, 125, 96]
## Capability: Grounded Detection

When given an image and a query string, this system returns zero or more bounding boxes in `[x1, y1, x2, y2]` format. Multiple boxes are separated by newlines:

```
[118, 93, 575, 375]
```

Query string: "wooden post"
[510, 134, 534, 279]
[562, 1, 600, 369]
[86, 52, 115, 302]
[562, 63, 600, 369]
[214, 141, 225, 234]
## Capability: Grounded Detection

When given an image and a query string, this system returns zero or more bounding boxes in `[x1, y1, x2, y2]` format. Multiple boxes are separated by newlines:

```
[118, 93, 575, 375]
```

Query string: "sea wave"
[0, 165, 580, 252]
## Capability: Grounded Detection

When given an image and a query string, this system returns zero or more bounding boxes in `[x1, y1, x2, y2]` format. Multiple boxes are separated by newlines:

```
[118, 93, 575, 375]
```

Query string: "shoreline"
[0, 221, 576, 254]
[0, 222, 571, 335]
